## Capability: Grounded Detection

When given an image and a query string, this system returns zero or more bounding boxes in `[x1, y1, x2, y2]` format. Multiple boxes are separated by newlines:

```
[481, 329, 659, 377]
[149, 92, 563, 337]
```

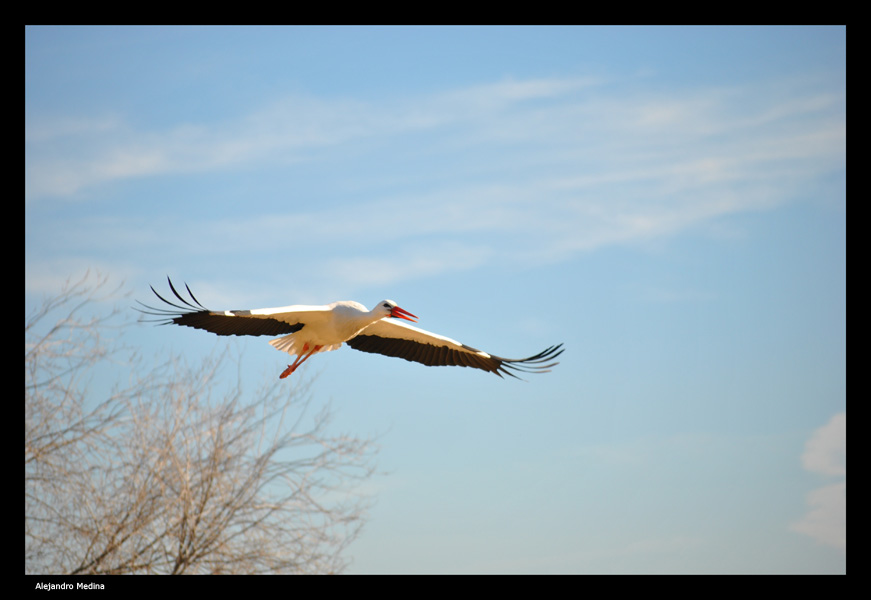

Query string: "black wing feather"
[346, 335, 563, 379]
[136, 277, 303, 337]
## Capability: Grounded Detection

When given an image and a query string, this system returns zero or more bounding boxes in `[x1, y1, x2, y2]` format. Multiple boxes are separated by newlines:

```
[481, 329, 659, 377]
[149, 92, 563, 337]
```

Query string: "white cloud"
[790, 482, 846, 552]
[801, 412, 846, 477]
[790, 413, 846, 553]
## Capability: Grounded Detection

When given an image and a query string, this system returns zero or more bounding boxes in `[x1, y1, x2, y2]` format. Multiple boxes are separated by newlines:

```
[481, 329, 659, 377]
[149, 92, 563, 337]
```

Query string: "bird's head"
[378, 300, 418, 322]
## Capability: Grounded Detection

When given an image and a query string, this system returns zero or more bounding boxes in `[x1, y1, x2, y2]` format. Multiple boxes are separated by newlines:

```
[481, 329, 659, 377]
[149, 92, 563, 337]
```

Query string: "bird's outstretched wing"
[347, 319, 563, 379]
[136, 278, 304, 337]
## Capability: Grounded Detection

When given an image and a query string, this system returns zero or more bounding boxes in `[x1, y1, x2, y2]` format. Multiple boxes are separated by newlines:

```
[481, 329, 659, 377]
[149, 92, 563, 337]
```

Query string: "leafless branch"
[25, 273, 377, 574]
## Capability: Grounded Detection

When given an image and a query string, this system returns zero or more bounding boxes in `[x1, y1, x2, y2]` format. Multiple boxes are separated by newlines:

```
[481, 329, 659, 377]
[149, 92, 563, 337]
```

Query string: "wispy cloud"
[25, 73, 845, 294]
[26, 74, 843, 200]
[790, 413, 846, 553]
[24, 77, 600, 202]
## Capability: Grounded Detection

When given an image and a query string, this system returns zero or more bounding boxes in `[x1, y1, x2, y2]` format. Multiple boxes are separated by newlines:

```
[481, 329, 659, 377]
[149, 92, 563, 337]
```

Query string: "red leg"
[279, 344, 322, 379]
[280, 343, 309, 379]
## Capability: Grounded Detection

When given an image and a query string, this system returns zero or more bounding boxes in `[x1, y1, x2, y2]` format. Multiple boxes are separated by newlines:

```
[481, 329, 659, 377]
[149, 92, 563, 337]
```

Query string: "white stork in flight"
[138, 279, 563, 380]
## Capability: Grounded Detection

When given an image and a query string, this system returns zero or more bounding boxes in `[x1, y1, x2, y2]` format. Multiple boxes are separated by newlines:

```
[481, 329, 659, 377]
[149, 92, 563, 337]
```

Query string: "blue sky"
[25, 26, 846, 573]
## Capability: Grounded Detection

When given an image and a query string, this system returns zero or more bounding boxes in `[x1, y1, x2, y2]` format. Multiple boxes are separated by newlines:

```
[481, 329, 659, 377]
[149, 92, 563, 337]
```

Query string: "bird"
[137, 278, 563, 380]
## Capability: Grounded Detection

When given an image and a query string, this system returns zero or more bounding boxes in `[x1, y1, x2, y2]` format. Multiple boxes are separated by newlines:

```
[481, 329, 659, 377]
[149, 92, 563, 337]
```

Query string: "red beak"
[390, 305, 418, 322]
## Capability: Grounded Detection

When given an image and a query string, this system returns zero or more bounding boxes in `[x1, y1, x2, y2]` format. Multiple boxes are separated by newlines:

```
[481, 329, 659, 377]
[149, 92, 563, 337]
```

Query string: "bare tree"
[25, 273, 376, 574]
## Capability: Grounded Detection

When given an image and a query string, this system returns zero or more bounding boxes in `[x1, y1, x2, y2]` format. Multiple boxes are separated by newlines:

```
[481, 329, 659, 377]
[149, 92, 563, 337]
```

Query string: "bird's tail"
[269, 335, 342, 356]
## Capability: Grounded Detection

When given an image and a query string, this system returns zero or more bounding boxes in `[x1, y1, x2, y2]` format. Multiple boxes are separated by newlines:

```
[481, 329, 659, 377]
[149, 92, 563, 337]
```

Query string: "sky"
[25, 26, 846, 574]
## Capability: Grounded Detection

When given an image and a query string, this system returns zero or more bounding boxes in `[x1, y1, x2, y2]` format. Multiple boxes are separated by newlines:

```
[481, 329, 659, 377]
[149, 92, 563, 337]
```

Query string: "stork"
[137, 279, 563, 380]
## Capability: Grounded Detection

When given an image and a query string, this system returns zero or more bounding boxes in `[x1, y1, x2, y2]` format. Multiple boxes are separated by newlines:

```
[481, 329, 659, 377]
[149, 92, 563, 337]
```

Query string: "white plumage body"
[266, 301, 387, 355]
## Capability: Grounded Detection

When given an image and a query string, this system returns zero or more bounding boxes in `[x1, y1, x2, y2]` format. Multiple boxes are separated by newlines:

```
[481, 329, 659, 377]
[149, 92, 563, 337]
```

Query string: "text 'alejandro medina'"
[34, 582, 105, 591]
